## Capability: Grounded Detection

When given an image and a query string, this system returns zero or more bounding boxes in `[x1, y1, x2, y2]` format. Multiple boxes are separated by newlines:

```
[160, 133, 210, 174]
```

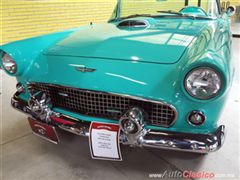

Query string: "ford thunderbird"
[0, 0, 235, 155]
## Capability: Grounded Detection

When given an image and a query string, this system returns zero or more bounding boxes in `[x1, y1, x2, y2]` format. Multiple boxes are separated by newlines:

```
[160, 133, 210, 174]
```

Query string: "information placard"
[89, 122, 122, 161]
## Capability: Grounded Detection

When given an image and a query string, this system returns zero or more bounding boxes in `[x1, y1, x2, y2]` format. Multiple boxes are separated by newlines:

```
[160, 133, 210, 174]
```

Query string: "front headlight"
[2, 52, 17, 74]
[185, 67, 222, 100]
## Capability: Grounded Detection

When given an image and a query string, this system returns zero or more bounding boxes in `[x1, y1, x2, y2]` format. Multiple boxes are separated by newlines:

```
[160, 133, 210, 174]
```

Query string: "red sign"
[28, 117, 59, 144]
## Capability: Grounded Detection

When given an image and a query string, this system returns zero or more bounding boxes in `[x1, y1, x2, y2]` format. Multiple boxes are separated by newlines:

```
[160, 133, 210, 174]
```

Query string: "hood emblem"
[75, 66, 96, 73]
[69, 64, 96, 73]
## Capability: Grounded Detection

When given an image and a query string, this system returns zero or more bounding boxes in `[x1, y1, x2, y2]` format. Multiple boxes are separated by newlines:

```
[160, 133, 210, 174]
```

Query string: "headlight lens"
[2, 52, 17, 74]
[185, 67, 221, 100]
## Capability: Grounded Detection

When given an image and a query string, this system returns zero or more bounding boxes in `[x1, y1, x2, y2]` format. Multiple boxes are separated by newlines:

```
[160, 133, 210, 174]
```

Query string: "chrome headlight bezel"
[184, 67, 222, 100]
[1, 52, 17, 74]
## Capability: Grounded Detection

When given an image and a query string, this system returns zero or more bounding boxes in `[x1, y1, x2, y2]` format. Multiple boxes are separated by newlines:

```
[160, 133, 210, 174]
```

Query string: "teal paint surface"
[0, 14, 233, 134]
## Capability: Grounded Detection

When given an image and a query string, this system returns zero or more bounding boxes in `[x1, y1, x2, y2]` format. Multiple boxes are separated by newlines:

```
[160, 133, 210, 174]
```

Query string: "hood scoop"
[117, 20, 149, 28]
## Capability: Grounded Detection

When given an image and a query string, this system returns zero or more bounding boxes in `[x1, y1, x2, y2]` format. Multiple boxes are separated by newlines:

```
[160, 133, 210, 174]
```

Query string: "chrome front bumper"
[11, 93, 225, 154]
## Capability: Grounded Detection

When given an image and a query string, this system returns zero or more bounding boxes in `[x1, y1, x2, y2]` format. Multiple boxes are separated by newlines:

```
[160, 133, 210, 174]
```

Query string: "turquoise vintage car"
[0, 0, 235, 154]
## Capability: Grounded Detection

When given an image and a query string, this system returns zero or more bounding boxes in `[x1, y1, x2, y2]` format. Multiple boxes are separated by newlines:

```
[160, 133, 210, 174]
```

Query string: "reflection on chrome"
[11, 92, 225, 154]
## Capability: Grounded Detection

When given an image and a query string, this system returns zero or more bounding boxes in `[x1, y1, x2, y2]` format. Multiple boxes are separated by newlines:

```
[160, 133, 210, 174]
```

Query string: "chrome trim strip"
[28, 82, 178, 127]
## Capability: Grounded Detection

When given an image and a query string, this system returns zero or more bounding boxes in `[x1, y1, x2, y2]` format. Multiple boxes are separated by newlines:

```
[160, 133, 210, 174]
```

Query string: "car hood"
[45, 18, 210, 64]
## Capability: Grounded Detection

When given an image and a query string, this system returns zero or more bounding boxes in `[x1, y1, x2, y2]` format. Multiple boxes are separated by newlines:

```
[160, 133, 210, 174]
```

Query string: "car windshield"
[111, 0, 220, 21]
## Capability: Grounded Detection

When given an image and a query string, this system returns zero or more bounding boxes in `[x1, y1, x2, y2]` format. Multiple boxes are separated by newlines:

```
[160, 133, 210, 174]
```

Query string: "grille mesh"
[28, 83, 177, 127]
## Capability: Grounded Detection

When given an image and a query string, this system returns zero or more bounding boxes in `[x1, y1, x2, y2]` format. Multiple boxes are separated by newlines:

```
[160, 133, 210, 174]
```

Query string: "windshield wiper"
[110, 11, 212, 22]
[109, 14, 164, 22]
[118, 14, 153, 20]
[157, 10, 213, 20]
[157, 10, 198, 20]
[157, 10, 184, 16]
[157, 10, 196, 19]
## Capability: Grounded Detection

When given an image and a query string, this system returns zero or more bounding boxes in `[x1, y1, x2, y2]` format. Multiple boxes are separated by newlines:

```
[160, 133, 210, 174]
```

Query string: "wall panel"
[1, 0, 116, 44]
[1, 0, 239, 45]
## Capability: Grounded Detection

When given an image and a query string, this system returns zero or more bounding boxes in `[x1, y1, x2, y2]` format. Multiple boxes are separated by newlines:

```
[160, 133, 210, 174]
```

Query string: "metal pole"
[216, 0, 221, 14]
[198, 0, 201, 7]
[116, 0, 121, 20]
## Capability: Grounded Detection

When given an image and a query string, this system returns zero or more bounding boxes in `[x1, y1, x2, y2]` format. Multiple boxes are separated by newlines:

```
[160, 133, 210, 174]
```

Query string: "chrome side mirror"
[226, 6, 236, 17]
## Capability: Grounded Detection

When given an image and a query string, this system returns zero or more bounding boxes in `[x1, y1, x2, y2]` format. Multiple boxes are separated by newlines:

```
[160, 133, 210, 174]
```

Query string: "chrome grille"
[28, 83, 177, 127]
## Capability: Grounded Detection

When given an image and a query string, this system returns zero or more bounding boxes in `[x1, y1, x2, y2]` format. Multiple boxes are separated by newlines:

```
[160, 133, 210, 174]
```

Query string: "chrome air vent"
[117, 20, 149, 28]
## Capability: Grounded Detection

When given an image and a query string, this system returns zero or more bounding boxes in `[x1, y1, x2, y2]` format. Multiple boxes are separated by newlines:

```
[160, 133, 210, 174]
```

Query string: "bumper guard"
[11, 92, 225, 154]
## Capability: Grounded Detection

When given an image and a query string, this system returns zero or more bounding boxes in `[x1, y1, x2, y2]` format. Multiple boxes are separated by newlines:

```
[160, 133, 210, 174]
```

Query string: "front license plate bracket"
[28, 117, 59, 144]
